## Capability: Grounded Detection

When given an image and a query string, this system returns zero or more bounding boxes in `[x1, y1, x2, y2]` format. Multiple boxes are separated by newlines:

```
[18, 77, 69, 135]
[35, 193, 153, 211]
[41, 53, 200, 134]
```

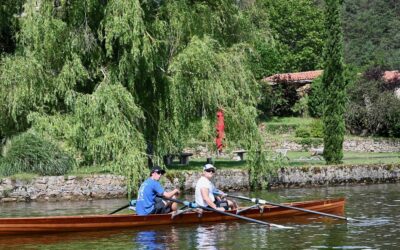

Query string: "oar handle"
[158, 196, 197, 208]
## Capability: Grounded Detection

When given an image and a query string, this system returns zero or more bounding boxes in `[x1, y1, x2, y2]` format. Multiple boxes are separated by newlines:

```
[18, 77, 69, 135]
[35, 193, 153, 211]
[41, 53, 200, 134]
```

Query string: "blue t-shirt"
[136, 178, 165, 215]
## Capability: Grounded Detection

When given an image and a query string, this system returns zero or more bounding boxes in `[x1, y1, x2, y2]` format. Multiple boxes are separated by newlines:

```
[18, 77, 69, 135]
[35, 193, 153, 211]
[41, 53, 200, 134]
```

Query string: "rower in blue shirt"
[136, 166, 180, 215]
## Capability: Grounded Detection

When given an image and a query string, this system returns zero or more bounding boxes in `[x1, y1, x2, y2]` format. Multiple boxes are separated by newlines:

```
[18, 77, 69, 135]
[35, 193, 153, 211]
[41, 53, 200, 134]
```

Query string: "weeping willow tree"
[0, 0, 276, 191]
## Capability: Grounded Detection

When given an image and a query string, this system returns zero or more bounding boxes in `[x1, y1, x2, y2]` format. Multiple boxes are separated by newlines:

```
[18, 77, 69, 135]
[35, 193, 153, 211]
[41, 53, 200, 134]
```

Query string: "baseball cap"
[151, 166, 166, 175]
[203, 164, 216, 171]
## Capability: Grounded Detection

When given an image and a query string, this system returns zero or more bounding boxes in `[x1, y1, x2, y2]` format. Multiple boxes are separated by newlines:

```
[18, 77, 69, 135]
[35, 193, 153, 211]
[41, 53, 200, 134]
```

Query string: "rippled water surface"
[1, 183, 399, 249]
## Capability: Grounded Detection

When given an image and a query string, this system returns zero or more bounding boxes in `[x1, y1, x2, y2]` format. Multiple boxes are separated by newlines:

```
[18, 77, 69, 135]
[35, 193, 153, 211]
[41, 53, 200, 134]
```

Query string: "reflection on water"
[196, 225, 219, 250]
[1, 183, 400, 249]
[135, 231, 164, 250]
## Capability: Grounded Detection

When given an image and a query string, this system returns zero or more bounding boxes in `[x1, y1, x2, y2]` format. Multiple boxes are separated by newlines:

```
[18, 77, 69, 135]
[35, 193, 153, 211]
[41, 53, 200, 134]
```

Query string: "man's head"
[150, 166, 166, 180]
[203, 164, 216, 178]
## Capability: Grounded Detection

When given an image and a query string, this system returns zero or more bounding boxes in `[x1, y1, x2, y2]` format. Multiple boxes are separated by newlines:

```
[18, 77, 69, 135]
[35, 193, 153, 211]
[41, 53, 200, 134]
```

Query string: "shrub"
[310, 119, 324, 138]
[295, 126, 311, 138]
[292, 95, 309, 117]
[0, 132, 74, 176]
[298, 138, 312, 150]
[345, 67, 400, 137]
[308, 77, 324, 117]
[258, 82, 300, 117]
[294, 137, 323, 151]
[265, 123, 298, 134]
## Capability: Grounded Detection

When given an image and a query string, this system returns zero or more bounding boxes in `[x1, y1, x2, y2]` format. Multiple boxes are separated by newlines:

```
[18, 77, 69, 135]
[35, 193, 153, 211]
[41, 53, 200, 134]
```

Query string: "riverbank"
[1, 163, 399, 202]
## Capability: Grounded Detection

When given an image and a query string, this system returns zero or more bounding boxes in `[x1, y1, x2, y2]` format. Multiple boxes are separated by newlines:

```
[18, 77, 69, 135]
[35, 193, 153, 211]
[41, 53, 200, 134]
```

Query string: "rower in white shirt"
[195, 164, 237, 211]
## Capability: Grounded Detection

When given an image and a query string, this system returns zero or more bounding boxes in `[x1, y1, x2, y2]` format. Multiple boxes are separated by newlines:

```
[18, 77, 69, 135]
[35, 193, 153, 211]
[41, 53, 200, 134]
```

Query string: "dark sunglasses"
[205, 169, 215, 173]
[153, 171, 164, 175]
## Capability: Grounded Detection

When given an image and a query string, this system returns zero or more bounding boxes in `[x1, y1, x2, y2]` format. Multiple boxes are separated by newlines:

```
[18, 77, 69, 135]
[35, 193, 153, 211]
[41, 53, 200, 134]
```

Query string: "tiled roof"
[263, 70, 323, 83]
[383, 71, 400, 82]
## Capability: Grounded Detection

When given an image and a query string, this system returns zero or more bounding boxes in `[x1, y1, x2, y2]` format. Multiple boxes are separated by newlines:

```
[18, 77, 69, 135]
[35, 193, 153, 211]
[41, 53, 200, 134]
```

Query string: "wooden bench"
[163, 153, 193, 166]
[179, 152, 193, 165]
[232, 150, 247, 161]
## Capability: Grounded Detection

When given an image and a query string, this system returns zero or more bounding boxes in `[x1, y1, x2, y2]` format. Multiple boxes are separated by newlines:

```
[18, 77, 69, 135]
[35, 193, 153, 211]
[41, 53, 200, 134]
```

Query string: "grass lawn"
[286, 151, 400, 167]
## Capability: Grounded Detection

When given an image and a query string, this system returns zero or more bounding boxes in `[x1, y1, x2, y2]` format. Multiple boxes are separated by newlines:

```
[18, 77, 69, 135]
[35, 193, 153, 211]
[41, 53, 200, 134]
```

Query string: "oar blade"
[269, 223, 293, 229]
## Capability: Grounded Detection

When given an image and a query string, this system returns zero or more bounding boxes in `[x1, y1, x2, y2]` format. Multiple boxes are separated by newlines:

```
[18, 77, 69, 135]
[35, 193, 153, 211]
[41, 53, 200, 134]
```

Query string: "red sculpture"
[215, 109, 225, 154]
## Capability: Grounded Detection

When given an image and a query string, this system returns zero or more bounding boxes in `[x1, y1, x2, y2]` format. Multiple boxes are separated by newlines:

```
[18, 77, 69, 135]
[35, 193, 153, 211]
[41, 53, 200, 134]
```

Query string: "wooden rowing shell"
[0, 198, 345, 235]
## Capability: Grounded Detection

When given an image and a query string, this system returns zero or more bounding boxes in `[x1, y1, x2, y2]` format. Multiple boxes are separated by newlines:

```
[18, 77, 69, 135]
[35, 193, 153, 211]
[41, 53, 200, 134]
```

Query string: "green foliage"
[1, 0, 326, 191]
[248, 143, 279, 189]
[261, 0, 325, 72]
[264, 124, 297, 134]
[292, 119, 323, 139]
[295, 127, 311, 138]
[345, 68, 400, 138]
[0, 54, 49, 135]
[242, 1, 279, 79]
[262, 116, 315, 135]
[258, 83, 299, 117]
[0, 132, 74, 176]
[298, 137, 312, 150]
[343, 0, 400, 69]
[291, 95, 309, 117]
[30, 83, 148, 193]
[0, 0, 24, 54]
[308, 77, 325, 117]
[322, 0, 346, 164]
[310, 119, 324, 138]
[19, 2, 70, 69]
[168, 36, 263, 154]
[186, 118, 214, 143]
[294, 137, 324, 151]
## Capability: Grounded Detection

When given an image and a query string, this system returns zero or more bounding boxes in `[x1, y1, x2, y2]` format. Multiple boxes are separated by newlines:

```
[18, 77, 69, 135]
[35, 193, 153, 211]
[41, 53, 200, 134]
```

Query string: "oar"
[109, 204, 129, 215]
[226, 194, 359, 222]
[109, 200, 137, 215]
[159, 196, 292, 229]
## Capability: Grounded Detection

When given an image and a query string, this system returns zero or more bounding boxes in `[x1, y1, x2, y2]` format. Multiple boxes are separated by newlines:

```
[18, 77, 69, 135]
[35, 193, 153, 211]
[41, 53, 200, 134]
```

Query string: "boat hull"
[0, 198, 345, 235]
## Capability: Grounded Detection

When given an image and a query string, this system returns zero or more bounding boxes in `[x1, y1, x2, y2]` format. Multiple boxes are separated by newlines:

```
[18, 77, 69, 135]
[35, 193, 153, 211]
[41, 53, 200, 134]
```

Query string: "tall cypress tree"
[322, 0, 346, 164]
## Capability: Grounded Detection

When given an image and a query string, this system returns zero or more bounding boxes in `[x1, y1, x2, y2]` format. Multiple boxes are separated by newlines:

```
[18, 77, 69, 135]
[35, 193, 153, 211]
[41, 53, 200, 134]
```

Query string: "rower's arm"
[162, 188, 180, 198]
[201, 187, 217, 209]
[212, 188, 227, 197]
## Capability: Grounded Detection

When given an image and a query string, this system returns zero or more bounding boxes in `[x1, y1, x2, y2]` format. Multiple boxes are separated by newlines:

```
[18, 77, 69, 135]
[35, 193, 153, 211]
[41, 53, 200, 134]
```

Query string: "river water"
[1, 183, 399, 249]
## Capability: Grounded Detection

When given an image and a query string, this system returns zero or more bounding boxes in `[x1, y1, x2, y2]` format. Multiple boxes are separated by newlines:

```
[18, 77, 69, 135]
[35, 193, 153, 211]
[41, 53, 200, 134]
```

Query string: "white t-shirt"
[195, 176, 215, 207]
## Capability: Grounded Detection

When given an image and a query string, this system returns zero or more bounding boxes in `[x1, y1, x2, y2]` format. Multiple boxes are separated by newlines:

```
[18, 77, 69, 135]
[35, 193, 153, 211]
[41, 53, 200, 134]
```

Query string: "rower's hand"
[216, 207, 225, 211]
[173, 188, 180, 195]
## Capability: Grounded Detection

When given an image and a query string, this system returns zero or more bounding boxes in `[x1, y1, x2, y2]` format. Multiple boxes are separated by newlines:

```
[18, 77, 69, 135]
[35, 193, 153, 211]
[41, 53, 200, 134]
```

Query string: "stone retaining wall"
[0, 175, 127, 202]
[277, 139, 400, 152]
[1, 164, 399, 202]
[269, 164, 400, 188]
